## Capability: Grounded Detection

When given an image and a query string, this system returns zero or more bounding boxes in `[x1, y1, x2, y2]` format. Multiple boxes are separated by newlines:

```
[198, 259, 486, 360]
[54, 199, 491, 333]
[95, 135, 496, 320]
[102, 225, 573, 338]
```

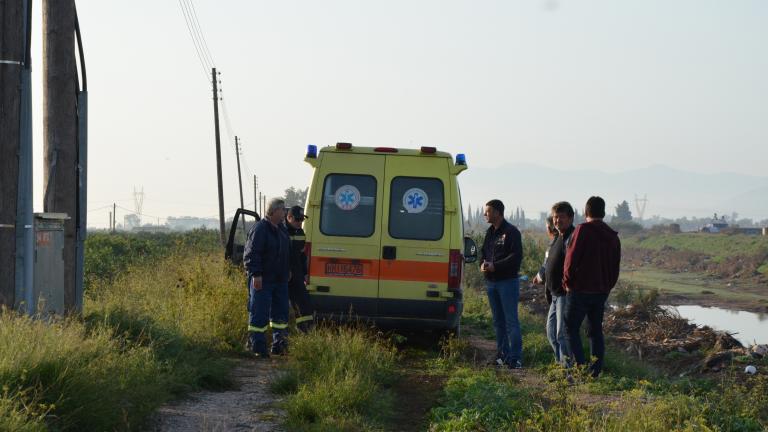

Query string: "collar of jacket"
[486, 219, 509, 234]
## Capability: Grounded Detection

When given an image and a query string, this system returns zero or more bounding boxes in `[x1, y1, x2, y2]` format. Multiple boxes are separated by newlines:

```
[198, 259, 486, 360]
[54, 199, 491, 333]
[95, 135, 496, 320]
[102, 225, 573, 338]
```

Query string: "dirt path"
[151, 358, 284, 432]
[464, 329, 624, 411]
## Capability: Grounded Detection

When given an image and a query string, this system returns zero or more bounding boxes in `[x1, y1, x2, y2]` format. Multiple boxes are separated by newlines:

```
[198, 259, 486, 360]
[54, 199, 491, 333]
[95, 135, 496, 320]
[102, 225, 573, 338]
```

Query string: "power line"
[185, 0, 216, 68]
[178, 0, 211, 82]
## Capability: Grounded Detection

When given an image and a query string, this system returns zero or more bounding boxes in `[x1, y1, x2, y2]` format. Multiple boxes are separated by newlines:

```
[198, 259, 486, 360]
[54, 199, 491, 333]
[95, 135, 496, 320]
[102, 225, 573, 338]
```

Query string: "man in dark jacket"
[244, 198, 290, 357]
[481, 199, 524, 369]
[284, 205, 314, 332]
[539, 202, 575, 364]
[563, 196, 621, 377]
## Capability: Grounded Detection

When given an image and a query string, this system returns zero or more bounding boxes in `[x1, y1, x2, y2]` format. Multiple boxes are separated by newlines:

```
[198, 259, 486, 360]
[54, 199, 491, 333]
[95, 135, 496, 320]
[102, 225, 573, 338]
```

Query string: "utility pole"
[43, 0, 78, 312]
[234, 136, 246, 236]
[253, 175, 260, 215]
[109, 212, 112, 231]
[211, 67, 225, 245]
[112, 203, 116, 233]
[0, 0, 26, 308]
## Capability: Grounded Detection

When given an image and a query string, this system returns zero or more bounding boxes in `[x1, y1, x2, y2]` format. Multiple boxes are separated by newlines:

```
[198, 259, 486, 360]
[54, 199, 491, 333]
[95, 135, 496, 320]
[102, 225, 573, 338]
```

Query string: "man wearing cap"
[481, 199, 524, 369]
[284, 205, 314, 332]
[243, 198, 291, 357]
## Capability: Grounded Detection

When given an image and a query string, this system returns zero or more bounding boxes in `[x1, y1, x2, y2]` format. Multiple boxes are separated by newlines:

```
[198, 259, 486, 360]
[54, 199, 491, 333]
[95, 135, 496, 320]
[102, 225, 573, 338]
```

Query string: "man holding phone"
[481, 199, 524, 369]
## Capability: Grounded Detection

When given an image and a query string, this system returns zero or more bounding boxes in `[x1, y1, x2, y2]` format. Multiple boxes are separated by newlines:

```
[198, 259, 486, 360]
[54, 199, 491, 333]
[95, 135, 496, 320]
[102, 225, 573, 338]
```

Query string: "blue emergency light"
[306, 144, 318, 158]
[455, 153, 466, 166]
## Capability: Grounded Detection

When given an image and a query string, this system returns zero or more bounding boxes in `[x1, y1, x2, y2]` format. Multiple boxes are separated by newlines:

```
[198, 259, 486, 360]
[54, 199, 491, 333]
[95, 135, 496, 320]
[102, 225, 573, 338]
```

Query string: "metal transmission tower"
[634, 194, 648, 220]
[133, 187, 145, 225]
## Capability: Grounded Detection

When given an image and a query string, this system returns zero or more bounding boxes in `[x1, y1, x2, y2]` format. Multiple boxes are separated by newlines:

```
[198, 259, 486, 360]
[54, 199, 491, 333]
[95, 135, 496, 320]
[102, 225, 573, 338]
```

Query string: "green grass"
[0, 234, 246, 430]
[429, 367, 533, 431]
[622, 233, 768, 262]
[622, 268, 767, 302]
[271, 324, 398, 431]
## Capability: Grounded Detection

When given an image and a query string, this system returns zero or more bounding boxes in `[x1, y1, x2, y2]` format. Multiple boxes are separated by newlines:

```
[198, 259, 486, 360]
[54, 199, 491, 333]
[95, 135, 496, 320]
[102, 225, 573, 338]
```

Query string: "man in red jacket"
[563, 196, 621, 377]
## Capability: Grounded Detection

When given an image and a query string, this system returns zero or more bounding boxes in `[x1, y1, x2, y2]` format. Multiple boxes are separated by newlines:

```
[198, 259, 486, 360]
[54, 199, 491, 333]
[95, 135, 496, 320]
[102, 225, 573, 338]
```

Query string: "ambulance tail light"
[304, 242, 312, 285]
[448, 249, 463, 290]
[336, 142, 352, 150]
[420, 146, 436, 154]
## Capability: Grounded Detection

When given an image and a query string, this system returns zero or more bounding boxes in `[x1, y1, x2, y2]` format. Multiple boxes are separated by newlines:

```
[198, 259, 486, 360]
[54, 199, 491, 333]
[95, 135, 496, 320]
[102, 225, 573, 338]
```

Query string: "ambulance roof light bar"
[336, 142, 352, 150]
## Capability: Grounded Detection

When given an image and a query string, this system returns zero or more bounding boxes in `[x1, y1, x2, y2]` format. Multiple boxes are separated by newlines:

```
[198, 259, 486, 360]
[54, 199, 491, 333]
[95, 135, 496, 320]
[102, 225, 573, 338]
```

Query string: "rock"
[751, 344, 768, 358]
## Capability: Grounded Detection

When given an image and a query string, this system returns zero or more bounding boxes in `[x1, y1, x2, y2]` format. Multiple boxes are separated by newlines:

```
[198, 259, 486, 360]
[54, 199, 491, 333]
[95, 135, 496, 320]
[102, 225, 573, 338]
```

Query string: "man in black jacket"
[244, 198, 290, 357]
[284, 206, 314, 332]
[481, 199, 524, 369]
[541, 201, 575, 364]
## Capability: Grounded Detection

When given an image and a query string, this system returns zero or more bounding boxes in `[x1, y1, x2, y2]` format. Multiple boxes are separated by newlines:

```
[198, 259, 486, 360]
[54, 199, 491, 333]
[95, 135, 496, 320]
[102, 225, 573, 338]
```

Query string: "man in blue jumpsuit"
[244, 198, 290, 357]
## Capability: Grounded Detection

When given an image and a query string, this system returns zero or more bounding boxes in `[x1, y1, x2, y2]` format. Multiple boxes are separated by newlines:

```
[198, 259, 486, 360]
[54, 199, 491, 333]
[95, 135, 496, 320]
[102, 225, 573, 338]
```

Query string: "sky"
[27, 0, 768, 227]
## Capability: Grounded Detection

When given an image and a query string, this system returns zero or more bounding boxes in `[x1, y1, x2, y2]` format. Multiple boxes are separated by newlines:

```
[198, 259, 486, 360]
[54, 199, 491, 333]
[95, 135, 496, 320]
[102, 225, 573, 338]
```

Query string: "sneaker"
[508, 360, 523, 370]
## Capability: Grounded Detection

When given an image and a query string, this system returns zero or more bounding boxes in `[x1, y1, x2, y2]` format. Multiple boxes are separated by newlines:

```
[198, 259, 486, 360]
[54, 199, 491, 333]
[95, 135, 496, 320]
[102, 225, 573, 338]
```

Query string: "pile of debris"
[605, 305, 766, 374]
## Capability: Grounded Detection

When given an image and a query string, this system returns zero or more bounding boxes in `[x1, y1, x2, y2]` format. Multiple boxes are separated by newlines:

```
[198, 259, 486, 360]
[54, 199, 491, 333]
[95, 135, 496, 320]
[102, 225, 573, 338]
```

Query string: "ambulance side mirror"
[463, 237, 478, 264]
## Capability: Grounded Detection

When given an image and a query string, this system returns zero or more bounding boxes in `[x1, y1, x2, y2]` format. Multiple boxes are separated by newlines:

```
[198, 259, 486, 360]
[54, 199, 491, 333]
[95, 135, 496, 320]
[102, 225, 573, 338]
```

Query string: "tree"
[615, 200, 633, 222]
[283, 186, 308, 208]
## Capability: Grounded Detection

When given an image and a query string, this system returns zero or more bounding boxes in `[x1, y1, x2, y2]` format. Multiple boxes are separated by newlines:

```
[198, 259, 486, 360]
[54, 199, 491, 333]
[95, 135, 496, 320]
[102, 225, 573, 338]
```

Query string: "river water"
[664, 305, 768, 346]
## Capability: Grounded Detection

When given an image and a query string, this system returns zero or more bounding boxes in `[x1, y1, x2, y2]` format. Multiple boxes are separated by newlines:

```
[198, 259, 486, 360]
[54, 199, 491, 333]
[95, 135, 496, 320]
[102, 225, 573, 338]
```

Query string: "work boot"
[249, 334, 269, 358]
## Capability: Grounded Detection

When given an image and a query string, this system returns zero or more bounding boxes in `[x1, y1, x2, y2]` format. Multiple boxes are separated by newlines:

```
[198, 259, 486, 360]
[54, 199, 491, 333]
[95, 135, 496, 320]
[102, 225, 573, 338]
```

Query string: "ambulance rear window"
[389, 177, 444, 241]
[320, 174, 377, 237]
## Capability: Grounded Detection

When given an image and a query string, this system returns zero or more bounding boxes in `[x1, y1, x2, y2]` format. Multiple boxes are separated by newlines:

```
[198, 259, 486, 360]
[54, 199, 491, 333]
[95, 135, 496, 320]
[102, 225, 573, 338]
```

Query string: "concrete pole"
[43, 0, 78, 312]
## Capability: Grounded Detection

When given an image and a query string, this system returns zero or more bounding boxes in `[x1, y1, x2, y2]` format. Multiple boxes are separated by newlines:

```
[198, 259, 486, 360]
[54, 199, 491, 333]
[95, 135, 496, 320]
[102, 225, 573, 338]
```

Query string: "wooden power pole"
[234, 136, 246, 236]
[0, 0, 25, 307]
[211, 67, 225, 245]
[43, 0, 78, 311]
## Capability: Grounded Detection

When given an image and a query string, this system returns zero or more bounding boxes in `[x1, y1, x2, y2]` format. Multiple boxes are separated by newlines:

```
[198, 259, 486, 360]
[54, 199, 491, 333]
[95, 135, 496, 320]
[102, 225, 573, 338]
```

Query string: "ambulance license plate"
[325, 262, 364, 277]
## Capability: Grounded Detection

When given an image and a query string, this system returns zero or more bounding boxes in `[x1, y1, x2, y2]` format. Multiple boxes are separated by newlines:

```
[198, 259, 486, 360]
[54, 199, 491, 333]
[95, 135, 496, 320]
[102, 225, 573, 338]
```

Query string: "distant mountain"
[459, 164, 768, 220]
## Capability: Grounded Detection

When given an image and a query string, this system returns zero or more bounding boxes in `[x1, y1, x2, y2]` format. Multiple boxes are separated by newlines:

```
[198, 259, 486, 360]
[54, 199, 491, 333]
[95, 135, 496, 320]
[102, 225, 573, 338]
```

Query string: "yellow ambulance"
[302, 143, 477, 335]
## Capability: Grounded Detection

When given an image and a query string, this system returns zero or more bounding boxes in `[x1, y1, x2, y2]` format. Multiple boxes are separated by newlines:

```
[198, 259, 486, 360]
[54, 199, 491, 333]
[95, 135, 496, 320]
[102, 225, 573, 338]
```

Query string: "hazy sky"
[28, 1, 768, 227]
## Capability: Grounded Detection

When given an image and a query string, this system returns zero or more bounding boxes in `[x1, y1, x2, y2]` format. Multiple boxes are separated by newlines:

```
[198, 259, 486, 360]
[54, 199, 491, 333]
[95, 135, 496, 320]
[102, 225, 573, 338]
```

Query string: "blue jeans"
[248, 279, 289, 354]
[564, 292, 608, 377]
[486, 277, 522, 364]
[546, 294, 569, 363]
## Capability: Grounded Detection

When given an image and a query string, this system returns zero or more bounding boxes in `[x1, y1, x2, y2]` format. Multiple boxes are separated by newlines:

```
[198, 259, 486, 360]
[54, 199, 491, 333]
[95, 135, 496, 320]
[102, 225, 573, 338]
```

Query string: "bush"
[1, 238, 246, 430]
[274, 324, 398, 431]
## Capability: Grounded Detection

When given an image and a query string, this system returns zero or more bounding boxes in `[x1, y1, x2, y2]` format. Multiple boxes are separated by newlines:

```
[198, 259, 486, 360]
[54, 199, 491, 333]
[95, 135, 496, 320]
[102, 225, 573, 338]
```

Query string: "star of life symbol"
[403, 188, 428, 214]
[334, 185, 361, 210]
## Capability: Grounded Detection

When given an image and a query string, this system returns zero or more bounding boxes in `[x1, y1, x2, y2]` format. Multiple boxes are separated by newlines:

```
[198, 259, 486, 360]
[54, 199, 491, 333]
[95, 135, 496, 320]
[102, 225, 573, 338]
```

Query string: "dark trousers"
[248, 279, 289, 354]
[288, 278, 314, 332]
[564, 292, 608, 377]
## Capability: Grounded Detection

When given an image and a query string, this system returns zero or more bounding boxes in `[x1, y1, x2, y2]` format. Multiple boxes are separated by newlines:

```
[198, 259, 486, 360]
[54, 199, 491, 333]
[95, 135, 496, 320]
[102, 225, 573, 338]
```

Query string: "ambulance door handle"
[382, 246, 396, 260]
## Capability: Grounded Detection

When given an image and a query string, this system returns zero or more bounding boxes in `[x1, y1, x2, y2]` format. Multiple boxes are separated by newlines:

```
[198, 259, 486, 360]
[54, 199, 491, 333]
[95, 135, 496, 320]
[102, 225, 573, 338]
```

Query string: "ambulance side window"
[389, 177, 444, 241]
[320, 174, 377, 237]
